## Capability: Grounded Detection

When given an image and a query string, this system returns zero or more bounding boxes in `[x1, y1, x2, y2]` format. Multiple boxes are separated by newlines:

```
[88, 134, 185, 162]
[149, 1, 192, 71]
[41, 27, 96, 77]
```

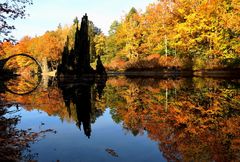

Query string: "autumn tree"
[94, 33, 106, 56]
[88, 21, 101, 62]
[104, 0, 240, 71]
[104, 20, 121, 63]
[0, 41, 18, 58]
[15, 36, 32, 53]
[100, 77, 240, 161]
[115, 7, 143, 62]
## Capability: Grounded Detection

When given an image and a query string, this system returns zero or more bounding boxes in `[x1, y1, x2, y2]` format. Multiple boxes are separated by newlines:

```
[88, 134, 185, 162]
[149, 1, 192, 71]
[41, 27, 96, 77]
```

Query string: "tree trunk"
[165, 87, 168, 112]
[41, 57, 49, 74]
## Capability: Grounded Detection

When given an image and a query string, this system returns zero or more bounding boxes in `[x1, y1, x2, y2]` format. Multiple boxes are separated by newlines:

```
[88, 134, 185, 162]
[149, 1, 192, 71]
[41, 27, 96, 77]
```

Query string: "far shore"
[1, 69, 240, 79]
[106, 69, 240, 78]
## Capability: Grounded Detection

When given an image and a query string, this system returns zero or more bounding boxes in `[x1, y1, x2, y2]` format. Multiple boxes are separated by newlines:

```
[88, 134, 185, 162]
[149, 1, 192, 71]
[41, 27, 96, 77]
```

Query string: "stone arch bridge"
[0, 54, 43, 95]
[0, 53, 42, 74]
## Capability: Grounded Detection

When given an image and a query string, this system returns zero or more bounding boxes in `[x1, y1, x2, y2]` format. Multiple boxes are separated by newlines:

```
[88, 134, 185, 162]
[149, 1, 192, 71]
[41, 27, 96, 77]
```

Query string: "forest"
[0, 0, 240, 72]
[1, 0, 240, 161]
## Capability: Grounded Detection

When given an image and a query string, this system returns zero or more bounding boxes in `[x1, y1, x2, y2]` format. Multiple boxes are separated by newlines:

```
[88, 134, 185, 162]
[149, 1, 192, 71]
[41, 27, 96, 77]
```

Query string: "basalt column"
[75, 14, 92, 74]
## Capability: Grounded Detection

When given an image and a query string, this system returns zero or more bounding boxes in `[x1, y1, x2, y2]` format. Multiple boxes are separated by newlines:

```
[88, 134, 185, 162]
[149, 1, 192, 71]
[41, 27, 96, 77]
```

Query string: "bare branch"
[0, 0, 32, 42]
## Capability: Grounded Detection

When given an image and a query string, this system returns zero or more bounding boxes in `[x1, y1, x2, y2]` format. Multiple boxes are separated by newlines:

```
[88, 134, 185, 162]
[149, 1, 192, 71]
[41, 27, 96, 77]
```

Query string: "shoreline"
[1, 69, 240, 79]
[106, 69, 240, 78]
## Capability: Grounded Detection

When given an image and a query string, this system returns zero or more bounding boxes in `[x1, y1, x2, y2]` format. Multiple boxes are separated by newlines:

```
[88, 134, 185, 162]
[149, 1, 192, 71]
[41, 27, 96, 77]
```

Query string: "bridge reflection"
[0, 72, 107, 138]
[0, 53, 43, 95]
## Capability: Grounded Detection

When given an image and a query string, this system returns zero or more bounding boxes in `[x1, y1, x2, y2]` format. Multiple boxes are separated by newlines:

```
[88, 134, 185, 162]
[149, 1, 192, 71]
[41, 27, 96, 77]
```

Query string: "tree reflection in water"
[1, 76, 240, 161]
[58, 76, 106, 138]
[100, 77, 240, 161]
[0, 101, 54, 161]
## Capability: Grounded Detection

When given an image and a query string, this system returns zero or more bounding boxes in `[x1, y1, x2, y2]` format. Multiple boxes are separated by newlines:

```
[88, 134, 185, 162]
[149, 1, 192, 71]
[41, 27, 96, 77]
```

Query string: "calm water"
[1, 76, 240, 162]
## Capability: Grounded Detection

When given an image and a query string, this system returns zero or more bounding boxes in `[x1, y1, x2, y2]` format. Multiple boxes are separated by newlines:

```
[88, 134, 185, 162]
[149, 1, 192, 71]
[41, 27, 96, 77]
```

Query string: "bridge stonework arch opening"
[2, 53, 43, 74]
[0, 53, 43, 95]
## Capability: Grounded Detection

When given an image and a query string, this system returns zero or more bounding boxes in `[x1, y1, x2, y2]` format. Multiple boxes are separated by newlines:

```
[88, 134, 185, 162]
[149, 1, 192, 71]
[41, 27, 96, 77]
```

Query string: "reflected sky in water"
[15, 107, 164, 162]
[1, 76, 240, 162]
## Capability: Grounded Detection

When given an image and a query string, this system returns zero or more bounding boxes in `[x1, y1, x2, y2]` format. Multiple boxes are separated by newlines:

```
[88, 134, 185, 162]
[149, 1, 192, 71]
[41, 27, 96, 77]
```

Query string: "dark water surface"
[1, 76, 240, 162]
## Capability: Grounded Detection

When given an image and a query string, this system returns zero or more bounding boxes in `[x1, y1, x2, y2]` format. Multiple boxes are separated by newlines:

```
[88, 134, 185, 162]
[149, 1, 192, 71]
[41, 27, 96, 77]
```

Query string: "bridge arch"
[3, 53, 43, 74]
[0, 53, 43, 95]
[5, 76, 42, 95]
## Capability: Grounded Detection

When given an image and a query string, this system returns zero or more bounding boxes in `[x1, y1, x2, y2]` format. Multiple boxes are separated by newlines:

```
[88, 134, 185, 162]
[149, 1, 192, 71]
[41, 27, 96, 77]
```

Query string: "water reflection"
[103, 77, 240, 161]
[0, 102, 54, 161]
[0, 75, 240, 161]
[59, 77, 106, 138]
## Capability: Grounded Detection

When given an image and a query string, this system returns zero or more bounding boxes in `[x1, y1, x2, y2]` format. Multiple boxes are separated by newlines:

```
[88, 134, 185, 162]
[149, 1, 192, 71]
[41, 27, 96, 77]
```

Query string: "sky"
[11, 0, 157, 41]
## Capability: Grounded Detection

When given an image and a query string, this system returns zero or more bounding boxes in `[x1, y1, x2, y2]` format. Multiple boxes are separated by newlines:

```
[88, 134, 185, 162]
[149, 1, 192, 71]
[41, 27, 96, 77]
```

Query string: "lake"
[1, 75, 240, 162]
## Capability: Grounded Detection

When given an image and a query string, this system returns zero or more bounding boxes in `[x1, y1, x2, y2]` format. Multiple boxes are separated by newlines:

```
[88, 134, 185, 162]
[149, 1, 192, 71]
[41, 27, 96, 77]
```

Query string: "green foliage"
[108, 20, 120, 36]
[221, 58, 240, 69]
[88, 21, 102, 63]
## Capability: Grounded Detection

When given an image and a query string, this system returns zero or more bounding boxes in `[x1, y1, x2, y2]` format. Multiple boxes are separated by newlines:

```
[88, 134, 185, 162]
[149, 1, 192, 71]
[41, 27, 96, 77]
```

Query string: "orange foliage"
[3, 86, 72, 122]
[105, 56, 127, 71]
[106, 77, 128, 87]
[1, 76, 239, 161]
[15, 36, 32, 54]
[103, 77, 240, 161]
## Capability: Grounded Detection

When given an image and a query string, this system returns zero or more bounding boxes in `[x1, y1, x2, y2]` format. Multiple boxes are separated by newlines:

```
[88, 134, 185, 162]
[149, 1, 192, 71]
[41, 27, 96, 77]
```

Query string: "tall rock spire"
[76, 13, 92, 74]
